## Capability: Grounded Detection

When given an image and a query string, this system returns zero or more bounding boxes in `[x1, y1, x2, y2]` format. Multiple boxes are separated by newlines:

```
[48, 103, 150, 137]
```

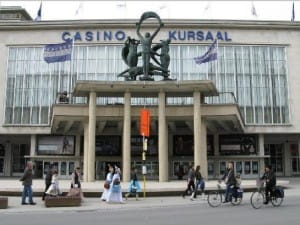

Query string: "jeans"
[224, 184, 233, 202]
[193, 180, 205, 198]
[183, 180, 195, 197]
[22, 185, 34, 204]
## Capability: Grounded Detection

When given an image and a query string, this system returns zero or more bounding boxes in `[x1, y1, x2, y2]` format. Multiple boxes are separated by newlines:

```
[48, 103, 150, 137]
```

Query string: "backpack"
[274, 186, 284, 198]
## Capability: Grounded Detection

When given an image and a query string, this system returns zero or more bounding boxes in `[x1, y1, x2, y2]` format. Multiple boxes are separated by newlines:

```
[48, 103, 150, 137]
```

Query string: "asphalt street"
[1, 195, 300, 225]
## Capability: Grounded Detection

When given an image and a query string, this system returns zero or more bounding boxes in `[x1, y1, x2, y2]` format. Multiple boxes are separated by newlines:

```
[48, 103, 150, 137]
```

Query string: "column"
[122, 91, 131, 182]
[75, 134, 81, 168]
[83, 123, 89, 182]
[30, 134, 36, 157]
[193, 91, 202, 168]
[201, 119, 208, 179]
[258, 134, 265, 175]
[4, 142, 11, 176]
[158, 91, 168, 182]
[88, 92, 96, 182]
[284, 142, 291, 176]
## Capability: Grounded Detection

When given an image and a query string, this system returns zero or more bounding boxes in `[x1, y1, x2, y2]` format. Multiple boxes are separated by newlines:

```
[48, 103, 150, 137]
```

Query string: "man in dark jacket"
[221, 162, 236, 203]
[261, 165, 276, 204]
[42, 164, 54, 200]
[20, 161, 36, 205]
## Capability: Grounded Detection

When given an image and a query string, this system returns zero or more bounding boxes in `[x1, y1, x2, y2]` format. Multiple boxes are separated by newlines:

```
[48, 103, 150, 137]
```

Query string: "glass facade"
[5, 44, 289, 125]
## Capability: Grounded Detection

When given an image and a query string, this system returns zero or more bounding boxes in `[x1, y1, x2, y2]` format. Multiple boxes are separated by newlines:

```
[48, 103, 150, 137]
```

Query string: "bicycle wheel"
[271, 196, 283, 207]
[207, 191, 222, 207]
[231, 196, 242, 206]
[250, 191, 264, 209]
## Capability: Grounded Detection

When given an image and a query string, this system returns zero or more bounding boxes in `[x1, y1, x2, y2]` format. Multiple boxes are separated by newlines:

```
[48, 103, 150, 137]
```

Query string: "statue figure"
[151, 39, 174, 80]
[117, 11, 175, 81]
[118, 36, 140, 80]
[136, 12, 163, 80]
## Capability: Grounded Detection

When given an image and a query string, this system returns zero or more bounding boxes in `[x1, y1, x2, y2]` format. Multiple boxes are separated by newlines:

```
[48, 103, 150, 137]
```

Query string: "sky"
[0, 1, 298, 21]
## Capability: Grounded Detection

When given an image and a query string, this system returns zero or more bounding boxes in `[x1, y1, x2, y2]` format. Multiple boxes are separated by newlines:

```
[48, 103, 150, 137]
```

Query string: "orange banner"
[140, 109, 150, 137]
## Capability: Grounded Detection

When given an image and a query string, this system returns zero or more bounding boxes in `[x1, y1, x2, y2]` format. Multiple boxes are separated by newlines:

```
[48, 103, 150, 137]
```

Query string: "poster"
[37, 136, 75, 155]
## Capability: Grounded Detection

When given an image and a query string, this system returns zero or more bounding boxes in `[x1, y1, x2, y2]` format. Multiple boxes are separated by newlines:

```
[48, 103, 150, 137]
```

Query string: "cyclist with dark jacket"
[260, 165, 276, 204]
[221, 162, 236, 203]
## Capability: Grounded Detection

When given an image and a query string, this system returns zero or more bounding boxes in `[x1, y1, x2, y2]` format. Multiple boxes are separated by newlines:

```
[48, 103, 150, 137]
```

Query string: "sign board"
[37, 136, 75, 155]
[140, 109, 150, 137]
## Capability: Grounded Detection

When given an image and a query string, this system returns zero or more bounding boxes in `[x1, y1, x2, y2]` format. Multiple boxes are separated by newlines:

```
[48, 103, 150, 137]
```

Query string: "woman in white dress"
[101, 165, 113, 201]
[106, 167, 123, 203]
[45, 170, 61, 196]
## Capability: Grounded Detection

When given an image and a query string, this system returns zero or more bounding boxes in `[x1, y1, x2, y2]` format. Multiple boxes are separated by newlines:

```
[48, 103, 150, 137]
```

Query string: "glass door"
[289, 143, 300, 175]
[264, 144, 284, 176]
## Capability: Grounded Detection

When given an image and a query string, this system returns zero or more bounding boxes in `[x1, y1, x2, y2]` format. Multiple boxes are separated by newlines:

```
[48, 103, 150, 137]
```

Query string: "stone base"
[0, 197, 8, 209]
[45, 196, 81, 207]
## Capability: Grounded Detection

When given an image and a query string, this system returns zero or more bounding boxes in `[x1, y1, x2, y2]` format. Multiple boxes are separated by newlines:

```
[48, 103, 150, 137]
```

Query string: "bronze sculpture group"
[118, 12, 174, 81]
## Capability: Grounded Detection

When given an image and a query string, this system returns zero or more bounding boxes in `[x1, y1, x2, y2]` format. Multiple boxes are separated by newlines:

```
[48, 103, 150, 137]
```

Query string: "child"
[125, 167, 141, 200]
[46, 170, 61, 196]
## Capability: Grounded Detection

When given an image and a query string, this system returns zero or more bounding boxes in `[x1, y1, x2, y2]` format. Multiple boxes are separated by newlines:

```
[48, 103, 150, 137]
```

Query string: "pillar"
[4, 141, 11, 176]
[258, 134, 265, 175]
[30, 135, 36, 157]
[122, 91, 131, 182]
[83, 123, 89, 182]
[88, 92, 96, 182]
[284, 142, 291, 176]
[158, 91, 168, 182]
[194, 91, 202, 167]
[201, 119, 208, 179]
[75, 134, 81, 168]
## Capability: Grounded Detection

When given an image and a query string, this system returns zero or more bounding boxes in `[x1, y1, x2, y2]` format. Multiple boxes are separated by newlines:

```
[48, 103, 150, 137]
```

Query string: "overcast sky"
[0, 1, 298, 21]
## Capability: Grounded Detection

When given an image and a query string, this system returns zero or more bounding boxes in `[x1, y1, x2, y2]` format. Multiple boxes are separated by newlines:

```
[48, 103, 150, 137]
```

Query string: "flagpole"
[68, 38, 75, 103]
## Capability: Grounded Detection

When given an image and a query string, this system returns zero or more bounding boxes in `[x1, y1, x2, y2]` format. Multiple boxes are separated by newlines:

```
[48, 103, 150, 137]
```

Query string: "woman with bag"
[67, 167, 83, 199]
[106, 166, 123, 203]
[190, 165, 205, 201]
[45, 170, 61, 196]
[101, 165, 113, 201]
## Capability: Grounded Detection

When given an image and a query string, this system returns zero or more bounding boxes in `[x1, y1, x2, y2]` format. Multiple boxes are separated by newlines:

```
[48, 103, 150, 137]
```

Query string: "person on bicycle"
[260, 164, 276, 204]
[221, 162, 236, 203]
[182, 166, 195, 198]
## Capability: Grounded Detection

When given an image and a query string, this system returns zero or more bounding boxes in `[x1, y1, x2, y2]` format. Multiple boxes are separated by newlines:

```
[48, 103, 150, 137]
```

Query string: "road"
[1, 195, 300, 225]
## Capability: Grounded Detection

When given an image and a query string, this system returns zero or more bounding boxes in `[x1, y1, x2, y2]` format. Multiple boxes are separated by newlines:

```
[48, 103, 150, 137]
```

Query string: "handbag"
[67, 187, 81, 197]
[104, 182, 110, 189]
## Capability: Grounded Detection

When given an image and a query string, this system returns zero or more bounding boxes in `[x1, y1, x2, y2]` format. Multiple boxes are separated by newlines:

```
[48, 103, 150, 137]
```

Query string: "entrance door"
[264, 144, 284, 176]
[43, 161, 74, 179]
[289, 143, 300, 175]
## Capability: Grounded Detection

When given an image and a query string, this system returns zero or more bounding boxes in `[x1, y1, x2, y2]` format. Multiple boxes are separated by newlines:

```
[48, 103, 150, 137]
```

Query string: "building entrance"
[264, 144, 284, 176]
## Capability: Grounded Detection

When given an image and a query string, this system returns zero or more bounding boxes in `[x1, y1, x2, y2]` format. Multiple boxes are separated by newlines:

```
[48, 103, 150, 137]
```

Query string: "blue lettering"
[216, 31, 224, 41]
[196, 31, 204, 41]
[168, 31, 177, 41]
[85, 31, 93, 41]
[224, 32, 232, 41]
[74, 32, 82, 41]
[104, 31, 112, 41]
[178, 31, 186, 41]
[187, 31, 195, 40]
[97, 31, 100, 41]
[205, 31, 213, 41]
[62, 32, 71, 41]
[115, 30, 126, 41]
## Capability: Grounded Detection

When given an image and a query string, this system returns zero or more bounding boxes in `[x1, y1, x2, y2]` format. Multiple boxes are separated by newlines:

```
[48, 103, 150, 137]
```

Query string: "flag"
[251, 2, 258, 17]
[75, 2, 83, 17]
[44, 39, 73, 64]
[35, 2, 42, 21]
[291, 2, 295, 22]
[194, 39, 218, 65]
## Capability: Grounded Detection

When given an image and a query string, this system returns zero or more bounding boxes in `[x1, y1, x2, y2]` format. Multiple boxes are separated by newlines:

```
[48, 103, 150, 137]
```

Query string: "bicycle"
[207, 181, 243, 207]
[250, 179, 284, 209]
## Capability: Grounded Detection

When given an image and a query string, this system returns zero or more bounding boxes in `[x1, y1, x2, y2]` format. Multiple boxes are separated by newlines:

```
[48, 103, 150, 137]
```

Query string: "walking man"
[42, 164, 53, 200]
[20, 161, 36, 205]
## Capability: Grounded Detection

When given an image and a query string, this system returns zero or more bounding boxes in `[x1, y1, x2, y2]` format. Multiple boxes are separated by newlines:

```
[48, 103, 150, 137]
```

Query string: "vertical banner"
[140, 109, 150, 137]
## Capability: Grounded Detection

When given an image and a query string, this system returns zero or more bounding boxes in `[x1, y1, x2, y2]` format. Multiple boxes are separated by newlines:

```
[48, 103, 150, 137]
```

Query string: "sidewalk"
[0, 178, 291, 197]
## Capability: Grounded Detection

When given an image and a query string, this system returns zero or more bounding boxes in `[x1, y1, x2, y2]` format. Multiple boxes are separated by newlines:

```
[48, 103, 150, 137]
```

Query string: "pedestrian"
[106, 166, 123, 203]
[19, 161, 36, 205]
[190, 165, 205, 200]
[67, 167, 83, 199]
[42, 164, 53, 200]
[221, 162, 236, 203]
[71, 167, 81, 189]
[45, 170, 61, 196]
[101, 165, 113, 201]
[182, 166, 195, 198]
[125, 167, 141, 200]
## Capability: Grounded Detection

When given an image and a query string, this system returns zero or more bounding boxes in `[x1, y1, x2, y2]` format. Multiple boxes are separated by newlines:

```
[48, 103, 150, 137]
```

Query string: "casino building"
[0, 6, 300, 181]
